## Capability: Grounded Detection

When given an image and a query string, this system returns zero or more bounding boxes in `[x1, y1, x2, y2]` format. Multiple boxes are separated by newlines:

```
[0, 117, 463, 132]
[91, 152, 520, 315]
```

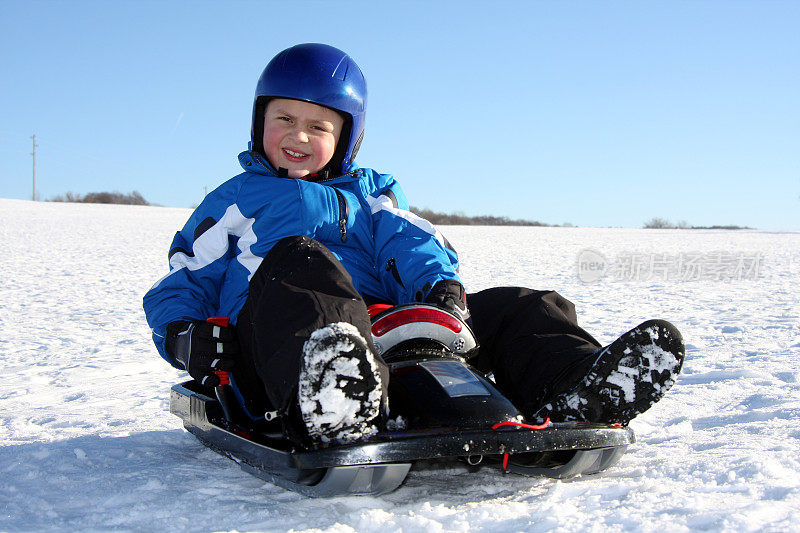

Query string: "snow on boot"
[298, 322, 383, 446]
[534, 319, 685, 425]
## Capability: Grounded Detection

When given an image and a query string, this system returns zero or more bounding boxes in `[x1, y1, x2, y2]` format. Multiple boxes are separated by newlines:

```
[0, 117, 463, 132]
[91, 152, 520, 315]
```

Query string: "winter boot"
[297, 322, 383, 446]
[533, 319, 685, 425]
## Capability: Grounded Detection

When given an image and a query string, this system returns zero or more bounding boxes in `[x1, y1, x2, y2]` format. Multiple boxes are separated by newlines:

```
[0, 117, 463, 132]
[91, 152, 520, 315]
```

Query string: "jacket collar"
[238, 150, 278, 176]
[238, 150, 361, 182]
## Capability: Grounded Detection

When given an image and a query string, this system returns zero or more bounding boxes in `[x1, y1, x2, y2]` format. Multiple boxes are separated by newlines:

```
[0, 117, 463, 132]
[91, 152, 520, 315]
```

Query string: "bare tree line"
[410, 207, 560, 227]
[44, 191, 751, 229]
[643, 217, 751, 230]
[49, 191, 149, 205]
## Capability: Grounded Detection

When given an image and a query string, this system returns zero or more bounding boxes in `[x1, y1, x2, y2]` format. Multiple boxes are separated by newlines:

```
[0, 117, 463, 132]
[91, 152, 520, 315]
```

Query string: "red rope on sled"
[491, 418, 552, 431]
[494, 418, 551, 474]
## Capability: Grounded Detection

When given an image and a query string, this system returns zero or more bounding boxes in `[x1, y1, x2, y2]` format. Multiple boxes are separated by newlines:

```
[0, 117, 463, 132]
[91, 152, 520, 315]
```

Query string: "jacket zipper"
[386, 258, 405, 287]
[333, 188, 348, 242]
[315, 169, 359, 183]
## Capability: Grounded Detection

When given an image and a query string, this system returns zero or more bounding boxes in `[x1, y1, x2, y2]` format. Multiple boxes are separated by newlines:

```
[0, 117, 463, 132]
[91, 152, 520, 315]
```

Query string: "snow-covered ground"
[1, 198, 798, 532]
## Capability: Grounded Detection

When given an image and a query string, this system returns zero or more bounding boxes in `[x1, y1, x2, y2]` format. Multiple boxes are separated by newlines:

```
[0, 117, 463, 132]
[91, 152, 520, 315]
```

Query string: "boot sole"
[298, 323, 382, 445]
[538, 319, 685, 425]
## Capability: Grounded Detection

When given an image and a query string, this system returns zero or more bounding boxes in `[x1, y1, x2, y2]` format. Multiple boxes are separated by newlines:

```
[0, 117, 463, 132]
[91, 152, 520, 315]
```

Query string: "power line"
[31, 135, 38, 201]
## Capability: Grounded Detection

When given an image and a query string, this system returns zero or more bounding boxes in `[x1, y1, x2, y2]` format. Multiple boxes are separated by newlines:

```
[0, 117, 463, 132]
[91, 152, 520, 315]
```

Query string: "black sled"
[170, 304, 634, 497]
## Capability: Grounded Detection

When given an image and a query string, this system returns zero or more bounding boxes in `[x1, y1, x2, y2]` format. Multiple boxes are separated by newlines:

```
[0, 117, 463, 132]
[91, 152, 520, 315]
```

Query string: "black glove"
[165, 320, 238, 387]
[424, 279, 470, 322]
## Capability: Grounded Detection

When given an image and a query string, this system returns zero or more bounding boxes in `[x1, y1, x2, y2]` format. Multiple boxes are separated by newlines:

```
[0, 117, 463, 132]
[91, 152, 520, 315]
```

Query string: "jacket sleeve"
[367, 174, 460, 304]
[142, 181, 242, 367]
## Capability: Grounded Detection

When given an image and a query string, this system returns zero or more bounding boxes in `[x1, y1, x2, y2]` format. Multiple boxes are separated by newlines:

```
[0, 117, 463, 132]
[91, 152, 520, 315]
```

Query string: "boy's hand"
[165, 320, 238, 387]
[424, 279, 470, 322]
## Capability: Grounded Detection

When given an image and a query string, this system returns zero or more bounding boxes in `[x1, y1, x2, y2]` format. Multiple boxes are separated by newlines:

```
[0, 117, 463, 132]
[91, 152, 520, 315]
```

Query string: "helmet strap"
[252, 96, 270, 158]
[351, 130, 364, 162]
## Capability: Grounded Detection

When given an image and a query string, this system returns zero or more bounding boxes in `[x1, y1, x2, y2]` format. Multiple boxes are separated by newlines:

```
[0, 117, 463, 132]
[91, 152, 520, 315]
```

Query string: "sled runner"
[170, 304, 635, 497]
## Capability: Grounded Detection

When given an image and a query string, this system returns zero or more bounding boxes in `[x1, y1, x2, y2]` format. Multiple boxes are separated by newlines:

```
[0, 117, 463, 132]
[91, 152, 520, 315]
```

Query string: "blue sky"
[1, 1, 798, 229]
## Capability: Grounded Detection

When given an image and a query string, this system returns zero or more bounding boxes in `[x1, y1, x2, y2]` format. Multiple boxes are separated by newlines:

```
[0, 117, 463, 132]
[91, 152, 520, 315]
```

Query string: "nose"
[291, 126, 309, 143]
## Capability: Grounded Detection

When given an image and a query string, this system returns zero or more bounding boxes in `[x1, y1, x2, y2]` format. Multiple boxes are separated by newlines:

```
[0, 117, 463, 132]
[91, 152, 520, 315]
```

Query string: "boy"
[143, 43, 684, 448]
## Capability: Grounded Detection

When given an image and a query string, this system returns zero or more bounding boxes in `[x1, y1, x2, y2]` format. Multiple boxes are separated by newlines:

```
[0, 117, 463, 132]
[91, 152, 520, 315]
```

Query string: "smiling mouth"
[282, 148, 309, 160]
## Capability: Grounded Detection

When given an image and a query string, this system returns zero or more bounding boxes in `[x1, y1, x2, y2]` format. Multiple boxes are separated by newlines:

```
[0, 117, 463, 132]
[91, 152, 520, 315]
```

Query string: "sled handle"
[367, 304, 393, 318]
[206, 316, 235, 424]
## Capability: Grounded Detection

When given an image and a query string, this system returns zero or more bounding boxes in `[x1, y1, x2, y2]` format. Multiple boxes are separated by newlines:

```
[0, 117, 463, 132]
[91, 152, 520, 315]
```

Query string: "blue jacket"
[143, 151, 460, 366]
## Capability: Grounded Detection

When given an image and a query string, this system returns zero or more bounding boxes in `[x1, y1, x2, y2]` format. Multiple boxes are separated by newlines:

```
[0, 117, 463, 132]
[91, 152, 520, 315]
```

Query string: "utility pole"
[31, 135, 38, 201]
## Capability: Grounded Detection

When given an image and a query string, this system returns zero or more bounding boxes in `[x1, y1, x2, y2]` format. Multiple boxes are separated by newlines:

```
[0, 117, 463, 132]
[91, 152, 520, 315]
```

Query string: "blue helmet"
[251, 43, 367, 175]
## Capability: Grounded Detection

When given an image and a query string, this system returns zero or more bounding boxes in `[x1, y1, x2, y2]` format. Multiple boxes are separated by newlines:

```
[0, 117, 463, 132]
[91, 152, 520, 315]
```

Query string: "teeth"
[284, 149, 307, 158]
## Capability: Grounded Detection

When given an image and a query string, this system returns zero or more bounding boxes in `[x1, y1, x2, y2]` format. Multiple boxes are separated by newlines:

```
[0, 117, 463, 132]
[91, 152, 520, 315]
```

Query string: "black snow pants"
[231, 236, 602, 425]
[233, 235, 389, 422]
[467, 287, 602, 416]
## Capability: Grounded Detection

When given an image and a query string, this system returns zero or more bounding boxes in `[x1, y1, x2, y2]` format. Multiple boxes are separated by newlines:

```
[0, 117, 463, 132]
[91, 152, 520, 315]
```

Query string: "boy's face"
[262, 98, 344, 178]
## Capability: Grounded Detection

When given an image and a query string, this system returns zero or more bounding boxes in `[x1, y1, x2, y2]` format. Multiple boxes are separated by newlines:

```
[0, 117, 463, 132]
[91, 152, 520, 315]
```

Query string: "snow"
[1, 198, 799, 531]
